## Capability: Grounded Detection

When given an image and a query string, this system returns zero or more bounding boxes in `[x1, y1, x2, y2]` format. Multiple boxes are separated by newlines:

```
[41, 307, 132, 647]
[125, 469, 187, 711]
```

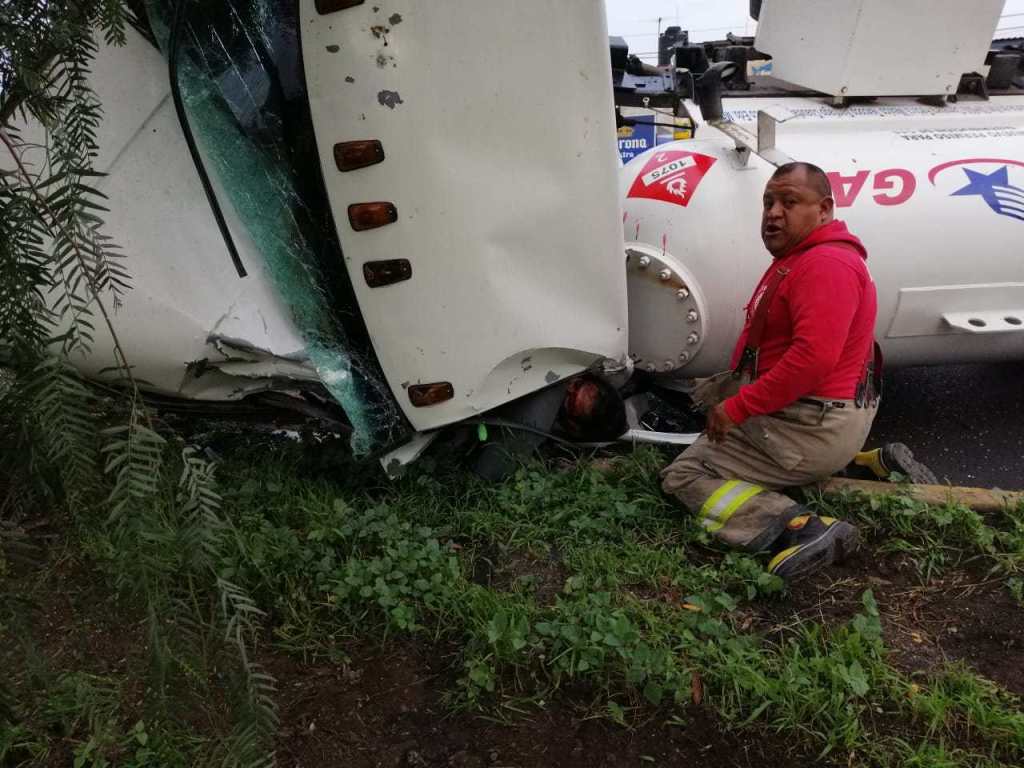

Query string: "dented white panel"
[78, 29, 315, 398]
[300, 0, 628, 431]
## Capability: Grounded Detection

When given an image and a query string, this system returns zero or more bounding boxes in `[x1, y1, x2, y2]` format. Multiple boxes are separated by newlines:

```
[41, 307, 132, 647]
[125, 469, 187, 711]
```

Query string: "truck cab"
[87, 1, 628, 454]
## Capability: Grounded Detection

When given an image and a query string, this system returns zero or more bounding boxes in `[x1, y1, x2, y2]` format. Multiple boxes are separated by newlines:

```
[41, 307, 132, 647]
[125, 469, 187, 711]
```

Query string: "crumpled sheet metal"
[143, 0, 407, 454]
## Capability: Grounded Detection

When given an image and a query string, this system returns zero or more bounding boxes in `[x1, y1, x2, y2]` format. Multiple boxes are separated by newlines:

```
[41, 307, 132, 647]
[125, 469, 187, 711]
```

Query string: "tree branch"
[0, 126, 144, 402]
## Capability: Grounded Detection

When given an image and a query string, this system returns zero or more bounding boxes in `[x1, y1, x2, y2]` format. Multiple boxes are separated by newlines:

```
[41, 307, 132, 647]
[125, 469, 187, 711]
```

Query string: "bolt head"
[687, 332, 700, 345]
[686, 309, 699, 323]
[678, 352, 690, 362]
[658, 268, 672, 281]
[663, 360, 674, 370]
[638, 256, 651, 268]
[676, 288, 690, 300]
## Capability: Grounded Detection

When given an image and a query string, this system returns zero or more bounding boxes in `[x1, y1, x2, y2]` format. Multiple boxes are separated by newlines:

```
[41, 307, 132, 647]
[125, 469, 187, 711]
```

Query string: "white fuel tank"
[621, 96, 1024, 377]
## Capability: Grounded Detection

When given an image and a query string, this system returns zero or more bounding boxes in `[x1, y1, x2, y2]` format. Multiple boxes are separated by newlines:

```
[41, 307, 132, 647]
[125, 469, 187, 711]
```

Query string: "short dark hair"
[560, 374, 627, 442]
[771, 161, 832, 199]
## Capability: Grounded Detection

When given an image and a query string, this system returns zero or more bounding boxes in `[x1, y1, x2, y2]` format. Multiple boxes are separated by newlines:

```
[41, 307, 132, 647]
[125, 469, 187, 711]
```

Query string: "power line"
[613, 23, 751, 38]
[620, 17, 687, 24]
[620, 8, 1023, 25]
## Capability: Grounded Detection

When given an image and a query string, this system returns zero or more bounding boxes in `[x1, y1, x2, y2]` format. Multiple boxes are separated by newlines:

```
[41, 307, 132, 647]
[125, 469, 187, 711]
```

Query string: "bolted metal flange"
[624, 244, 707, 375]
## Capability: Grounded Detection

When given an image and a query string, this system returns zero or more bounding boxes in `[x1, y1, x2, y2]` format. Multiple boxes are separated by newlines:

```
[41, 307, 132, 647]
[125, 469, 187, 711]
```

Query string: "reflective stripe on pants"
[699, 480, 764, 533]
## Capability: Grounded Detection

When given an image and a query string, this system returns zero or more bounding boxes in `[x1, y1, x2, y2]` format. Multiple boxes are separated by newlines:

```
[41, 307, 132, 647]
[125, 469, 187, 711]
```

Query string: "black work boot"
[853, 443, 938, 485]
[767, 514, 860, 582]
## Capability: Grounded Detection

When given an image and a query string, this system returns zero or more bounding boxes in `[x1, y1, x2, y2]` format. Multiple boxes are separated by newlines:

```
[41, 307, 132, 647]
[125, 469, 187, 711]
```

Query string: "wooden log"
[818, 477, 1024, 513]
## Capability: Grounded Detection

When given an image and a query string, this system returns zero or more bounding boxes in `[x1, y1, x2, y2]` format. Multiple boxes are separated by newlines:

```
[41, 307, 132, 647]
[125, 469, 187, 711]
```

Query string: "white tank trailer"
[621, 95, 1024, 378]
[621, 0, 1024, 379]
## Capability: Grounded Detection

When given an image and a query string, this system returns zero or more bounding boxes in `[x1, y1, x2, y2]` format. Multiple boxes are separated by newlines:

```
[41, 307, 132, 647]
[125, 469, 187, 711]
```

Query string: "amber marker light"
[408, 382, 454, 407]
[363, 259, 411, 288]
[334, 140, 385, 172]
[348, 202, 398, 231]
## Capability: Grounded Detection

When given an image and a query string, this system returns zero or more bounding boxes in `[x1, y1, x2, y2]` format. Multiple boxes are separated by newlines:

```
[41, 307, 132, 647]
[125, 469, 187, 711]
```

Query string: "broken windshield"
[143, 0, 409, 454]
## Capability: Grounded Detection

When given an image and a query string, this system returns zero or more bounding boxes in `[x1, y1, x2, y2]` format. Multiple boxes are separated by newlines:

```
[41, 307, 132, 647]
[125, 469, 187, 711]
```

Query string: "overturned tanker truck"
[46, 0, 1024, 473]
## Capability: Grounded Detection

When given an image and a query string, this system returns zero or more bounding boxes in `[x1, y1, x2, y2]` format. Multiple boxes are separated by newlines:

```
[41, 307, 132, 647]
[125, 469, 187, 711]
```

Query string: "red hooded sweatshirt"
[722, 219, 877, 425]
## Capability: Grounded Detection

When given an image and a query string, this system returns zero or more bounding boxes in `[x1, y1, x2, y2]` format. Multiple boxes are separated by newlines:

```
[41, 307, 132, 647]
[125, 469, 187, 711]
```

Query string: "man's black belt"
[797, 397, 847, 409]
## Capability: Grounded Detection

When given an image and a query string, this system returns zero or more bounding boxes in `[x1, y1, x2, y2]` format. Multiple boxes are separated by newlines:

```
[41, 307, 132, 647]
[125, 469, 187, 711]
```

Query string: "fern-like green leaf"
[24, 355, 99, 497]
[102, 404, 166, 519]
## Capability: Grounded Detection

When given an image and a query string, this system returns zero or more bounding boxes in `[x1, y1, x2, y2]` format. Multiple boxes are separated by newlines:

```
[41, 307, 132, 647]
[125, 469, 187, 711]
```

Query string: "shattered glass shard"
[144, 0, 409, 453]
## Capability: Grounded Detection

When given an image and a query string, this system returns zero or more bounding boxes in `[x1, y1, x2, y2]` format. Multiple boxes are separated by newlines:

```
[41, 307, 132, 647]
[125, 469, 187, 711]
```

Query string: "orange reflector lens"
[315, 0, 363, 14]
[348, 202, 398, 231]
[363, 259, 411, 287]
[334, 140, 385, 172]
[408, 382, 454, 407]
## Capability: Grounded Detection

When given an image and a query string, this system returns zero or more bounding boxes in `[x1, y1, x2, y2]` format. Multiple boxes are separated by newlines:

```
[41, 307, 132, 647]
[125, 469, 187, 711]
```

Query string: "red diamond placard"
[626, 150, 717, 207]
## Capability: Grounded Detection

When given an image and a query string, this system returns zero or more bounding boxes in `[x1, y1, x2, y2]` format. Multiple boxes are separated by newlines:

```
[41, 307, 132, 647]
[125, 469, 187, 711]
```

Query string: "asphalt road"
[866, 362, 1024, 489]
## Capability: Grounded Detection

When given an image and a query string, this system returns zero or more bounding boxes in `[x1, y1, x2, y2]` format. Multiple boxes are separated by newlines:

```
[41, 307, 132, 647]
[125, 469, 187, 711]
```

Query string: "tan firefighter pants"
[660, 373, 878, 552]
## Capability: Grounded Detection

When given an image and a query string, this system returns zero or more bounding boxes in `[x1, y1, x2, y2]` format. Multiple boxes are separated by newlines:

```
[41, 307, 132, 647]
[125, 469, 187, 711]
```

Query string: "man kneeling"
[662, 162, 917, 581]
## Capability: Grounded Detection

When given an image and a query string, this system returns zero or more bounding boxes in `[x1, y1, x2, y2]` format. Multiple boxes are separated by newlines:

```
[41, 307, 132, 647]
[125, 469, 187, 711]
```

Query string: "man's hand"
[706, 403, 737, 444]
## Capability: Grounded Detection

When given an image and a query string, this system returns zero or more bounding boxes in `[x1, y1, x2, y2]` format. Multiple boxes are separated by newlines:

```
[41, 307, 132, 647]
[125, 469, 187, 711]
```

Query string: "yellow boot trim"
[768, 517, 844, 573]
[788, 514, 838, 528]
[854, 448, 889, 479]
[787, 515, 811, 530]
[768, 545, 801, 573]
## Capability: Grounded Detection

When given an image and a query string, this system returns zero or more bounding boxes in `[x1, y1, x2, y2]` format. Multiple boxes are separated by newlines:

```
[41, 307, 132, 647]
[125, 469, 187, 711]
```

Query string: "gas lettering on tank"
[827, 168, 917, 207]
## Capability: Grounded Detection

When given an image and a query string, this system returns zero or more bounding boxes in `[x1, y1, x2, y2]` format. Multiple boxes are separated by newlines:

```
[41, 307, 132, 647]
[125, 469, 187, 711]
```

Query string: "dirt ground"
[5, 527, 1022, 768]
[264, 553, 1024, 768]
[266, 643, 824, 768]
[758, 550, 1024, 695]
[3, 546, 828, 768]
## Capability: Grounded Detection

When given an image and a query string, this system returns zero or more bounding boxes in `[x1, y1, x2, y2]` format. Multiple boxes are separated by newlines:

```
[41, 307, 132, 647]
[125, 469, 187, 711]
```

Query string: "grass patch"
[207, 444, 1024, 766]
[0, 665, 203, 768]
[5, 441, 1024, 766]
[810, 485, 1024, 585]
